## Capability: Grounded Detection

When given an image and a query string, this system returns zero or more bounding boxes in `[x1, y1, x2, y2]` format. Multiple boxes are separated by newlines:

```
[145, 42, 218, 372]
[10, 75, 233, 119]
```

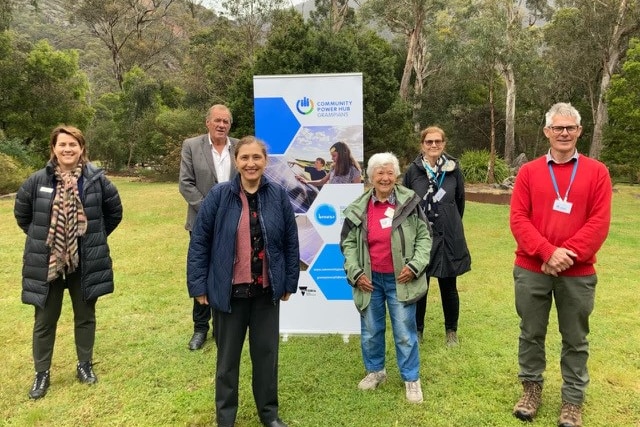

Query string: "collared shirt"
[371, 189, 397, 205]
[209, 135, 232, 182]
[546, 149, 579, 164]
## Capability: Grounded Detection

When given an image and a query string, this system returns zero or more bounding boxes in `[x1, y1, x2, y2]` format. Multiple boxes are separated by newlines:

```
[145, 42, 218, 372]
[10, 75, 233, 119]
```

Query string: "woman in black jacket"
[14, 125, 122, 399]
[403, 126, 471, 347]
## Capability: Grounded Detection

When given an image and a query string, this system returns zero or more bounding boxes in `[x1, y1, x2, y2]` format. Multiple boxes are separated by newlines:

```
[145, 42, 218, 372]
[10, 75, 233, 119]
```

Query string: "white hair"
[366, 152, 400, 184]
[545, 102, 581, 127]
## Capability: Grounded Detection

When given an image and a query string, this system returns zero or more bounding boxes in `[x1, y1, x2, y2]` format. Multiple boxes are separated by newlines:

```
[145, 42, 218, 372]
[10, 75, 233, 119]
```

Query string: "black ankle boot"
[76, 361, 98, 384]
[29, 370, 50, 399]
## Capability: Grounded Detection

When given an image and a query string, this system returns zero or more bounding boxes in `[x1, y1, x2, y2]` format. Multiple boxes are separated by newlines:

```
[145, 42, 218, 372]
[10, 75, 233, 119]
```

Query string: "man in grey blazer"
[179, 104, 238, 350]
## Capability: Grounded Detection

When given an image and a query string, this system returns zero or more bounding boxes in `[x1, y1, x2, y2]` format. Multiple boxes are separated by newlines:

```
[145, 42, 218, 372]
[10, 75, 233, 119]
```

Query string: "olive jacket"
[340, 184, 432, 312]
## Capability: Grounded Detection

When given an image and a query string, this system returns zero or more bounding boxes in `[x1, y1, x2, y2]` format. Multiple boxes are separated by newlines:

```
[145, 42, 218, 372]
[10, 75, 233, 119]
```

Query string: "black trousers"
[33, 271, 96, 372]
[192, 298, 213, 334]
[214, 293, 280, 426]
[415, 276, 459, 333]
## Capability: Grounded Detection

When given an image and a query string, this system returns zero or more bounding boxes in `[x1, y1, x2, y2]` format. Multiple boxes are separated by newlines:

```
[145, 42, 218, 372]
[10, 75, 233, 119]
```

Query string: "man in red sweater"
[510, 103, 612, 427]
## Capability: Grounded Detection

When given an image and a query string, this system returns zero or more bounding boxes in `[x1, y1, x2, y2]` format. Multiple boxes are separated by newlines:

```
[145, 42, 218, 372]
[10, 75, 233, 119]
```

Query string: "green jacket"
[340, 184, 432, 312]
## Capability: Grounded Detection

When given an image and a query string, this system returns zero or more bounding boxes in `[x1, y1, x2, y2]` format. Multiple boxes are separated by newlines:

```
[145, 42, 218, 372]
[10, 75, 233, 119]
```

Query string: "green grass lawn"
[1, 178, 638, 426]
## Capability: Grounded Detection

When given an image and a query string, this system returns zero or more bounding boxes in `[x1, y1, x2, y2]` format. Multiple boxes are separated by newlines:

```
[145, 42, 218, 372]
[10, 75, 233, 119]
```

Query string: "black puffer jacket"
[14, 162, 123, 308]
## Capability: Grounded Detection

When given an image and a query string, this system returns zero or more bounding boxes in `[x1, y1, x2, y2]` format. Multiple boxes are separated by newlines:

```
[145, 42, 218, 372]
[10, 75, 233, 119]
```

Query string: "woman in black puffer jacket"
[14, 125, 122, 400]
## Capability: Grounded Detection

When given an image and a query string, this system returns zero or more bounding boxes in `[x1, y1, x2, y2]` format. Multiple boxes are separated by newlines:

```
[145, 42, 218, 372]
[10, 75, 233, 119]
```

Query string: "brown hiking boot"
[513, 381, 542, 421]
[558, 401, 582, 427]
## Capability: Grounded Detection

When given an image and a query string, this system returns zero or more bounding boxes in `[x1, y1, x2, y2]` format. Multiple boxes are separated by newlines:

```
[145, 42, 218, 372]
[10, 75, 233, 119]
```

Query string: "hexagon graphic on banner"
[254, 97, 301, 155]
[304, 183, 364, 244]
[308, 243, 352, 300]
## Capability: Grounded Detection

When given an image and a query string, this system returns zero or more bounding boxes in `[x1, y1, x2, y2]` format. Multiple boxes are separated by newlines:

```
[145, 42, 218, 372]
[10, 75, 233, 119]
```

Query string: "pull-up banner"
[253, 73, 364, 340]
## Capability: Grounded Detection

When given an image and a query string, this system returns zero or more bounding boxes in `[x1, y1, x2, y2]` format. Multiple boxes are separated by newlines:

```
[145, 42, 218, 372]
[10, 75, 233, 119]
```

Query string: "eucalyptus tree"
[461, 0, 543, 165]
[545, 0, 640, 159]
[602, 37, 640, 183]
[309, 0, 359, 33]
[65, 0, 178, 90]
[220, 0, 287, 66]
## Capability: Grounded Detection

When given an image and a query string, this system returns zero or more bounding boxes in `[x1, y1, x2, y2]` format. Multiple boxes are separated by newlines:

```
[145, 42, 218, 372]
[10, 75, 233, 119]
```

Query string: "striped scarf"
[45, 164, 88, 282]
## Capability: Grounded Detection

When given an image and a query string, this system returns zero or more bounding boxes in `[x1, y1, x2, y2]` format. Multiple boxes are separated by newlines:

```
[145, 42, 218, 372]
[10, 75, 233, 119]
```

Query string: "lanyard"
[424, 162, 446, 188]
[548, 158, 578, 202]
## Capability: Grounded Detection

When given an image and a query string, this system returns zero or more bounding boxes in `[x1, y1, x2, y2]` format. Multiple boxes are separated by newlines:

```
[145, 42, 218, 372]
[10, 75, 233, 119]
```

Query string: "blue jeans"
[360, 272, 420, 382]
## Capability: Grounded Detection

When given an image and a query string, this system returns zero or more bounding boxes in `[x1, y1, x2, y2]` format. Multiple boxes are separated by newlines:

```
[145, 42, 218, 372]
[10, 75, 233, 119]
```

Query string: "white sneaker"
[405, 379, 424, 403]
[357, 369, 387, 390]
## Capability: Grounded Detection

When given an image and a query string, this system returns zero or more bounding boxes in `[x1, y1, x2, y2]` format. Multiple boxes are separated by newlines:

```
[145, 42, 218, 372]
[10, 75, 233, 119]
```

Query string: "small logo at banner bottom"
[296, 97, 315, 115]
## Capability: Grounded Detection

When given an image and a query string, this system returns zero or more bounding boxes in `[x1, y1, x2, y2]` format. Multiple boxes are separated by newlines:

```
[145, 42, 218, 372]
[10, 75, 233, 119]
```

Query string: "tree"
[602, 37, 640, 183]
[66, 0, 178, 90]
[546, 0, 640, 159]
[309, 0, 358, 33]
[459, 0, 543, 166]
[221, 0, 287, 66]
[180, 16, 248, 110]
[0, 33, 93, 159]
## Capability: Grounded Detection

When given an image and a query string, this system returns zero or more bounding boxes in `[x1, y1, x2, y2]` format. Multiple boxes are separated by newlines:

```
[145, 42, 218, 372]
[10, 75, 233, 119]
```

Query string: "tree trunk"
[502, 62, 516, 165]
[590, 0, 630, 159]
[399, 28, 419, 101]
[488, 78, 496, 184]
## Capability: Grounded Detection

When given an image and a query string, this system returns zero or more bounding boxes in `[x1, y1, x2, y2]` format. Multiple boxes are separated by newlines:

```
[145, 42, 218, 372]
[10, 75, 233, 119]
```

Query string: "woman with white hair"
[340, 152, 432, 403]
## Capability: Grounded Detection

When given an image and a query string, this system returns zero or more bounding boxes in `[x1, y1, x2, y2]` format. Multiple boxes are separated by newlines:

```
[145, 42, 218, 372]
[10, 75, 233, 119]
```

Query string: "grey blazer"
[179, 134, 238, 231]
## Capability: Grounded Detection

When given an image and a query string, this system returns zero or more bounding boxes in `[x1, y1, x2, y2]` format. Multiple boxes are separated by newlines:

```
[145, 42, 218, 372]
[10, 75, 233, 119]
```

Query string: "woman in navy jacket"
[14, 125, 122, 399]
[187, 136, 299, 427]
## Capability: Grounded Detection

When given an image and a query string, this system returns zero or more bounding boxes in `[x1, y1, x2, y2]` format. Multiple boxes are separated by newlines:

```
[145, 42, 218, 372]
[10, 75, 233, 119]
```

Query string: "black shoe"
[188, 331, 207, 350]
[263, 418, 288, 427]
[77, 361, 98, 384]
[28, 370, 50, 399]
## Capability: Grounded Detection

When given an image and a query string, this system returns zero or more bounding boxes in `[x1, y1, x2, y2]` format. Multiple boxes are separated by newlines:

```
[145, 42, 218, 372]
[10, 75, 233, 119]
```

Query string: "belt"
[232, 283, 272, 299]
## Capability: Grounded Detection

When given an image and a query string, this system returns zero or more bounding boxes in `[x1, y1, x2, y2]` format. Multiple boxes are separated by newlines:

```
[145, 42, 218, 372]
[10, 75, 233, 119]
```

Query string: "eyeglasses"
[548, 125, 580, 134]
[423, 139, 444, 146]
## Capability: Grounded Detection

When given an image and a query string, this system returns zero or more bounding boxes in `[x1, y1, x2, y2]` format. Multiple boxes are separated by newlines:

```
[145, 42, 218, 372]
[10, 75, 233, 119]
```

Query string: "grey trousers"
[514, 266, 596, 405]
[213, 293, 280, 426]
[33, 271, 96, 372]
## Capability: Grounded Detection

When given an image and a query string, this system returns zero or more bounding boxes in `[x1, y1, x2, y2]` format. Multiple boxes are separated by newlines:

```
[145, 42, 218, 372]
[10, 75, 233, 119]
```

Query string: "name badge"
[384, 207, 395, 218]
[433, 188, 446, 202]
[380, 217, 392, 229]
[553, 199, 573, 214]
[39, 186, 53, 194]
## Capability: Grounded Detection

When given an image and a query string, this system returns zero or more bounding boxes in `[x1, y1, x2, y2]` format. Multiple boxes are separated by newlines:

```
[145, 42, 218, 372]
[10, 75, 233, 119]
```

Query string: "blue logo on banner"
[315, 204, 337, 226]
[254, 97, 301, 155]
[309, 244, 352, 300]
[296, 97, 315, 115]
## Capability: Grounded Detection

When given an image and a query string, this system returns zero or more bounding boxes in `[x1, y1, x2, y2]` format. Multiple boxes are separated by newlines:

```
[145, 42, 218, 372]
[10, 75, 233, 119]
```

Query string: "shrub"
[0, 153, 32, 195]
[0, 138, 43, 169]
[459, 150, 510, 184]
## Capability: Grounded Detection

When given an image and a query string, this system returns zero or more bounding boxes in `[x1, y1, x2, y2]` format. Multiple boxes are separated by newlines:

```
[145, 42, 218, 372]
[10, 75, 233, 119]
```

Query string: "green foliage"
[0, 152, 32, 194]
[603, 38, 640, 184]
[459, 149, 510, 184]
[87, 67, 188, 171]
[0, 32, 93, 161]
[0, 137, 42, 169]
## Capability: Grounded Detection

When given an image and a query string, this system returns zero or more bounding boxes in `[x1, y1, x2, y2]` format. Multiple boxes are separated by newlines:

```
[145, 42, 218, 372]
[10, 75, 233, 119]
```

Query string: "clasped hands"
[541, 247, 577, 277]
[355, 265, 415, 292]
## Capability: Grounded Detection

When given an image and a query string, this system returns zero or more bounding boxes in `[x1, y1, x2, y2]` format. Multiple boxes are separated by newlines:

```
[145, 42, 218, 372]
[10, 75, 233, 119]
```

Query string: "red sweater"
[510, 154, 612, 276]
